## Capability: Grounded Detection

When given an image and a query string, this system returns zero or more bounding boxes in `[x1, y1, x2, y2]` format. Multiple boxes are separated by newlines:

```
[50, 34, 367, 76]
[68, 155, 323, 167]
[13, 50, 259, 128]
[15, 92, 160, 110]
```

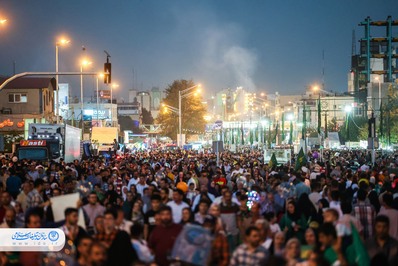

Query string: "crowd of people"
[0, 148, 398, 266]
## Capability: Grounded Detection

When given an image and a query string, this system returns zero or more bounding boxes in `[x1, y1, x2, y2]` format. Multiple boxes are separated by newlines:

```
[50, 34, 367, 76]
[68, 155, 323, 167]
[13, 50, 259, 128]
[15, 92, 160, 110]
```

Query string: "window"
[8, 93, 27, 103]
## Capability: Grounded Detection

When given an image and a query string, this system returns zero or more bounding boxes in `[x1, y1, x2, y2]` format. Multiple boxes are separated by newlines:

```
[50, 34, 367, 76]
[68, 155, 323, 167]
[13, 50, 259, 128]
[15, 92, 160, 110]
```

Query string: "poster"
[171, 224, 213, 266]
[50, 193, 85, 229]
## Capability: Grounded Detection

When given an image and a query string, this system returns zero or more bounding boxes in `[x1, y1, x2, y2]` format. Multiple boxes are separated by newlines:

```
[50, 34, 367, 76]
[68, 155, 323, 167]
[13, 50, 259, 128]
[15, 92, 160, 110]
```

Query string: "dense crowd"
[0, 148, 398, 266]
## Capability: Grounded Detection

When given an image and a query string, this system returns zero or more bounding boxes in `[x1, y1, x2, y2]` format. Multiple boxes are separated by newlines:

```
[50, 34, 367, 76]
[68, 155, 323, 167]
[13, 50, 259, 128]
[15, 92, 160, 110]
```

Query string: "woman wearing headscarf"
[279, 199, 308, 243]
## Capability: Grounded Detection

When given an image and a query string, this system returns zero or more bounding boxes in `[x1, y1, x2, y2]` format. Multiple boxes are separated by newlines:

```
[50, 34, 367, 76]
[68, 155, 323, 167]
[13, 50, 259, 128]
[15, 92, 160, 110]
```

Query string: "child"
[265, 212, 281, 236]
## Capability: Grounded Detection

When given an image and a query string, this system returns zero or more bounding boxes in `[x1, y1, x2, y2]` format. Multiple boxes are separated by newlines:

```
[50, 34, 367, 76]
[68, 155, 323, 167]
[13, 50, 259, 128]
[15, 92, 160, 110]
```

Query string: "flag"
[273, 123, 279, 144]
[295, 147, 307, 171]
[324, 112, 328, 138]
[289, 120, 293, 145]
[240, 123, 244, 145]
[302, 102, 306, 140]
[269, 153, 278, 168]
[345, 223, 370, 266]
[317, 97, 321, 134]
[380, 102, 383, 137]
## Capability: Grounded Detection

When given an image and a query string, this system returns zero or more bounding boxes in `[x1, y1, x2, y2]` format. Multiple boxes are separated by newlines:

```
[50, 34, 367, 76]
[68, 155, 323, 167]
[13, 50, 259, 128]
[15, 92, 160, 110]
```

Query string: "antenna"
[322, 50, 325, 90]
[104, 50, 111, 63]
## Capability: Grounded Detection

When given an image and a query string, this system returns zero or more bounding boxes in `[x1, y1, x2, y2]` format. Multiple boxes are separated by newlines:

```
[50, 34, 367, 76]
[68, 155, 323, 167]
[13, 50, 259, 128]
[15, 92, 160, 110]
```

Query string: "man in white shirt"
[136, 175, 148, 197]
[127, 174, 139, 191]
[167, 189, 189, 223]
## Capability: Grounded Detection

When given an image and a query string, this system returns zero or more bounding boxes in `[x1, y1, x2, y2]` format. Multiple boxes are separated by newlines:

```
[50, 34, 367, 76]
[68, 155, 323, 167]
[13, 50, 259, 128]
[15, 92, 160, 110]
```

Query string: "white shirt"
[167, 200, 189, 223]
[213, 195, 241, 206]
[127, 178, 139, 191]
[136, 183, 148, 197]
[117, 219, 133, 235]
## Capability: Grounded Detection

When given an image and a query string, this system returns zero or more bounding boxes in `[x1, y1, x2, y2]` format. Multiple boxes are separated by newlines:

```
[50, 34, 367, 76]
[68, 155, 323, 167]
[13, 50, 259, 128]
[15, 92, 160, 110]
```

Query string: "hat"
[35, 165, 44, 170]
[50, 183, 58, 189]
[203, 215, 217, 226]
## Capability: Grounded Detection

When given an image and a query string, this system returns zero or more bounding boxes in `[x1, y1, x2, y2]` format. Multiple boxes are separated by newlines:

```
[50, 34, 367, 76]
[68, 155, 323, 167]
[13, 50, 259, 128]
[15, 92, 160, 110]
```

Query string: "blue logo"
[48, 231, 59, 242]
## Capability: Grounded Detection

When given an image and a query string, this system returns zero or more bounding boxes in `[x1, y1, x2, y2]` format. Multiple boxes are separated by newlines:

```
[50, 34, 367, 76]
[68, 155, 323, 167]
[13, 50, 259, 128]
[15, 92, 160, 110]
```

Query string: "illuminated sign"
[20, 140, 47, 146]
[98, 90, 111, 99]
[83, 109, 110, 120]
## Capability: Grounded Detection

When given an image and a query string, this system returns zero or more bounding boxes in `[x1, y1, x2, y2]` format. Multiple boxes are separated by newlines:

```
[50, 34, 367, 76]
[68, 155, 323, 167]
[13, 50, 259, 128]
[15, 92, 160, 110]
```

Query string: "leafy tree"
[339, 116, 367, 143]
[141, 108, 154, 124]
[156, 79, 207, 140]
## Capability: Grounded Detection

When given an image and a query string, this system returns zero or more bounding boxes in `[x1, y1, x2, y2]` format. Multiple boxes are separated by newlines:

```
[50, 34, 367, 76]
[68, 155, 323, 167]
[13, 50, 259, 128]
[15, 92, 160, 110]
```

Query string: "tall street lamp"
[55, 37, 70, 124]
[111, 83, 119, 126]
[345, 105, 352, 148]
[178, 84, 201, 147]
[96, 73, 105, 126]
[80, 59, 92, 128]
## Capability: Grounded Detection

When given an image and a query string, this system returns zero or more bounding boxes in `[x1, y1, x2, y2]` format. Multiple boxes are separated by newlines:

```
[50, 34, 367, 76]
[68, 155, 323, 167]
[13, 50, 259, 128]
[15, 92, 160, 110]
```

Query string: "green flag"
[289, 120, 293, 145]
[240, 123, 244, 145]
[302, 102, 306, 140]
[295, 147, 307, 171]
[324, 112, 328, 138]
[380, 102, 383, 137]
[317, 97, 321, 134]
[345, 223, 370, 266]
[269, 153, 278, 168]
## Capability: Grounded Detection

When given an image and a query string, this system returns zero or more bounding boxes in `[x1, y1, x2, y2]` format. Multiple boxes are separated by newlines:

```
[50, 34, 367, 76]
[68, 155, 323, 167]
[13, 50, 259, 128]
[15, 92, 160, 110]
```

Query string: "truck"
[16, 123, 81, 163]
[91, 127, 118, 155]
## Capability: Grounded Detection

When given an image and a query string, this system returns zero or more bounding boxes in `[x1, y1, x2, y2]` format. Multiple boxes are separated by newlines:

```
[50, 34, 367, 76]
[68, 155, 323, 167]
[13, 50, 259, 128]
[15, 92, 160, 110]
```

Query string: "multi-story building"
[0, 77, 55, 137]
[349, 16, 398, 115]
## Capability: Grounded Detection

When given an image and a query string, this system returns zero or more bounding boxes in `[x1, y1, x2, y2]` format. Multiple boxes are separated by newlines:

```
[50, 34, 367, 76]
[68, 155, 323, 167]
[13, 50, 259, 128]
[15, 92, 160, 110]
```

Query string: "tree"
[141, 108, 154, 124]
[339, 116, 367, 143]
[156, 79, 207, 140]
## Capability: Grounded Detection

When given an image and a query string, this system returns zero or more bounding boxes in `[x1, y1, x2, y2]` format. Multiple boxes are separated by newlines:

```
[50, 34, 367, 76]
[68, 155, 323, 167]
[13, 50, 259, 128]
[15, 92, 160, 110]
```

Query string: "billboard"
[98, 90, 111, 99]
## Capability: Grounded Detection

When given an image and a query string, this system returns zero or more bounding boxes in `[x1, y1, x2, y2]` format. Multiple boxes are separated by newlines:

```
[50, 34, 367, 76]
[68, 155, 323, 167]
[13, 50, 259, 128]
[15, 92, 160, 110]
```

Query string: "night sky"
[0, 0, 397, 101]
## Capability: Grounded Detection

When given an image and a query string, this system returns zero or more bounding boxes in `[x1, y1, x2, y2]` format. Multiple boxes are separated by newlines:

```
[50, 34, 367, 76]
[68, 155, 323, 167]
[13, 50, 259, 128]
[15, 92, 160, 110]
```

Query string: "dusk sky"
[0, 0, 397, 101]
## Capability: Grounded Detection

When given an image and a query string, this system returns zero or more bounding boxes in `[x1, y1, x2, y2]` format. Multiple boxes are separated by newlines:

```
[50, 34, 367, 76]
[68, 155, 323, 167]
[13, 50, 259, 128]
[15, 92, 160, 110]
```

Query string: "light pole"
[55, 37, 70, 124]
[375, 76, 382, 113]
[178, 84, 201, 147]
[111, 83, 119, 126]
[345, 105, 352, 148]
[80, 59, 92, 131]
[96, 73, 104, 126]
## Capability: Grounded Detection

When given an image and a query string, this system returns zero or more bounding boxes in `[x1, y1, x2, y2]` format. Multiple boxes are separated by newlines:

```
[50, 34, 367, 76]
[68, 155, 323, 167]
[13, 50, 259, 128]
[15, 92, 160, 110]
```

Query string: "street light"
[96, 73, 105, 126]
[178, 84, 201, 147]
[111, 83, 119, 125]
[345, 105, 352, 147]
[55, 37, 70, 124]
[0, 18, 7, 25]
[80, 59, 92, 127]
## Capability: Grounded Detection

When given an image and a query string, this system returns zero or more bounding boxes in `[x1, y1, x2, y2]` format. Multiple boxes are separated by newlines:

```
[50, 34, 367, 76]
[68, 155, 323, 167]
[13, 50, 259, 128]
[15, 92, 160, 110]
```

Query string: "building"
[129, 87, 163, 120]
[349, 16, 398, 115]
[0, 77, 55, 139]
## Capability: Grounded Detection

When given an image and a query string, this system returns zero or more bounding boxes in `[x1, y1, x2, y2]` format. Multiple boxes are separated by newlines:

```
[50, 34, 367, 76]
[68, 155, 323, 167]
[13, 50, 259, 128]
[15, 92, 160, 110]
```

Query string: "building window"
[8, 93, 27, 103]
